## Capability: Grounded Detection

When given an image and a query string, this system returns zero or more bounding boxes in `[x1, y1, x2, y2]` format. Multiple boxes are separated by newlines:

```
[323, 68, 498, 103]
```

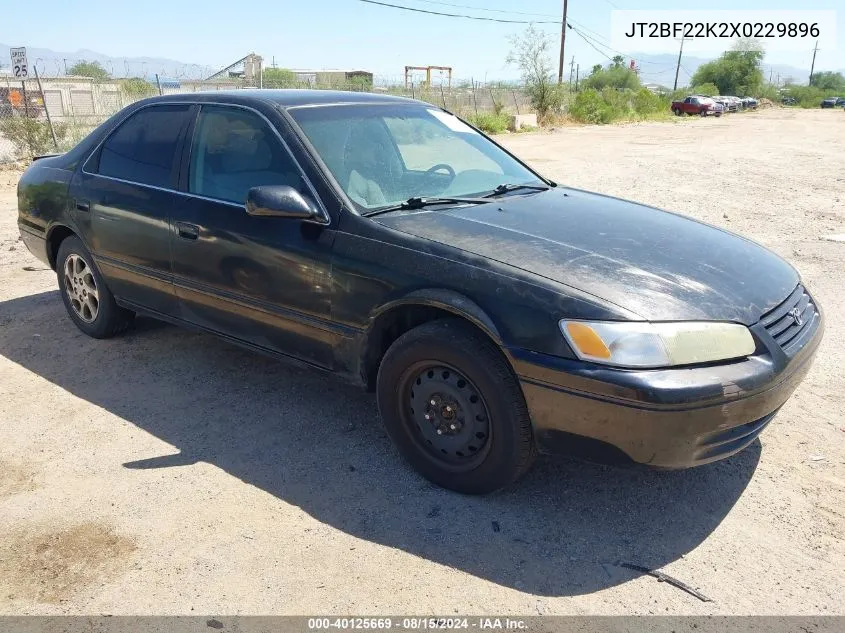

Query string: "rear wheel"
[56, 236, 134, 338]
[673, 108, 682, 116]
[376, 319, 535, 494]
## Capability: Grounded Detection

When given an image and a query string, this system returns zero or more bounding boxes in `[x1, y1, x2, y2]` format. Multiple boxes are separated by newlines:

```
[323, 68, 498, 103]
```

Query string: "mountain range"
[1, 43, 838, 88]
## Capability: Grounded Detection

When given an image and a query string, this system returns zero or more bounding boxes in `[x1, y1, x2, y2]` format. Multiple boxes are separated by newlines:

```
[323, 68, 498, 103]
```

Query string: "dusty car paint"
[16, 90, 823, 468]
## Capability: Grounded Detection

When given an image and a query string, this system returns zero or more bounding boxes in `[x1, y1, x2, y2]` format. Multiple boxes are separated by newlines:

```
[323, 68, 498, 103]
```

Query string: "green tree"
[809, 71, 845, 91]
[506, 25, 562, 120]
[261, 68, 301, 88]
[67, 60, 110, 81]
[691, 82, 720, 96]
[611, 55, 625, 68]
[690, 42, 764, 96]
[119, 77, 155, 98]
[582, 64, 641, 91]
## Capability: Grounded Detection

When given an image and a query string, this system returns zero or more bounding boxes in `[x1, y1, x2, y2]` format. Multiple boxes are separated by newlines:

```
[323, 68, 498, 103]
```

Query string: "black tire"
[673, 108, 682, 116]
[376, 319, 535, 494]
[56, 235, 134, 339]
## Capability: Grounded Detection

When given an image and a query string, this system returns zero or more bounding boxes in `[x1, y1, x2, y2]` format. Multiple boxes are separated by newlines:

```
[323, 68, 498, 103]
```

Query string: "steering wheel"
[425, 163, 456, 184]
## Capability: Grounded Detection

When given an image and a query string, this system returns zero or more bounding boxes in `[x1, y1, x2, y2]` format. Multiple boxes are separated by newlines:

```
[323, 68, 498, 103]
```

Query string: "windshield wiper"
[483, 183, 551, 198]
[363, 196, 491, 217]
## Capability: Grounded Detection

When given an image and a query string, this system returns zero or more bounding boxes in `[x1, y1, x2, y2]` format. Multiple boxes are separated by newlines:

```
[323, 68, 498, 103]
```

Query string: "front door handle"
[176, 222, 199, 241]
[76, 199, 90, 212]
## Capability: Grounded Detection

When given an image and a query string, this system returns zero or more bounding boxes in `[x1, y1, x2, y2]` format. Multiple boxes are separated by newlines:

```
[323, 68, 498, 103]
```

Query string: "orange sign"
[7, 89, 22, 108]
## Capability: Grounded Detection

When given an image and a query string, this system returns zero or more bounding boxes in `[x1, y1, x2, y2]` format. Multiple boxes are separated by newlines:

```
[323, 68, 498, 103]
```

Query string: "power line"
[568, 25, 615, 63]
[405, 0, 560, 18]
[567, 23, 670, 66]
[357, 0, 560, 23]
[360, 0, 667, 72]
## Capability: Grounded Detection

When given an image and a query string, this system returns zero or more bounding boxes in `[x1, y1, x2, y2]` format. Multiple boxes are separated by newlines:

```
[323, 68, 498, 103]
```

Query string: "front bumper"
[511, 310, 824, 468]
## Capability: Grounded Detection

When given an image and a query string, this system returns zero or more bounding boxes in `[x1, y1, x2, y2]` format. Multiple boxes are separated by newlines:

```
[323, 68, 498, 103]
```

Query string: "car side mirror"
[245, 185, 323, 221]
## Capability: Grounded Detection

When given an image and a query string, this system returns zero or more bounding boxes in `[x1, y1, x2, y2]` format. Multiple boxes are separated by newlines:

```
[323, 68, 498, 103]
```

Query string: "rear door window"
[96, 104, 191, 188]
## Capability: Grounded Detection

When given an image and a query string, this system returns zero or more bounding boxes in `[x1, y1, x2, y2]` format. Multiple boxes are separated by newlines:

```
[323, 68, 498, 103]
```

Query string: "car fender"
[368, 288, 503, 345]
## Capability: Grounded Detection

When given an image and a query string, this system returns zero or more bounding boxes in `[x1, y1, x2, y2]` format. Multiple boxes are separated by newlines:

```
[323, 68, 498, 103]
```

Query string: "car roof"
[136, 89, 420, 109]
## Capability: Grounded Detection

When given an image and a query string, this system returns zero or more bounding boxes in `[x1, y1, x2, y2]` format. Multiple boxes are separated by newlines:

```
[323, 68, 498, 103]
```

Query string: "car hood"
[373, 188, 798, 324]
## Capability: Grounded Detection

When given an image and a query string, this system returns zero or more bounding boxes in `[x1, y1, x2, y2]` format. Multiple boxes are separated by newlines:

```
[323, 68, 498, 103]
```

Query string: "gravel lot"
[0, 107, 843, 615]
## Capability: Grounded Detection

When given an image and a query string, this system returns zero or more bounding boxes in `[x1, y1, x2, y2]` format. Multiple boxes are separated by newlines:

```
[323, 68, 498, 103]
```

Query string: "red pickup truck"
[671, 96, 722, 117]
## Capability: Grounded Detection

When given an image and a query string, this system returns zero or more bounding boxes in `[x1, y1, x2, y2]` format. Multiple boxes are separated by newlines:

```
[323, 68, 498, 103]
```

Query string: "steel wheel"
[63, 253, 99, 323]
[402, 362, 492, 472]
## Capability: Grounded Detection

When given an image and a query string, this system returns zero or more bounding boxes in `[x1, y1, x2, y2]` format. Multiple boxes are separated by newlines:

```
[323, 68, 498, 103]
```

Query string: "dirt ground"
[0, 107, 843, 615]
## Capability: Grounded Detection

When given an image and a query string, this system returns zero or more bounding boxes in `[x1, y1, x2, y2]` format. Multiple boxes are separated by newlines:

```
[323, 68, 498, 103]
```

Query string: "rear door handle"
[76, 199, 90, 212]
[176, 222, 199, 241]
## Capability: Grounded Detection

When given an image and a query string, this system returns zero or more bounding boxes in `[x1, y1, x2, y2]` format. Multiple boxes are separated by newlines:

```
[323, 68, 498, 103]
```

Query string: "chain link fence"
[0, 73, 535, 163]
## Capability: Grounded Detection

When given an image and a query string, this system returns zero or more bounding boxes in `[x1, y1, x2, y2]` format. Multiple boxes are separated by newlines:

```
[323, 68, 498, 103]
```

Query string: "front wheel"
[376, 319, 535, 494]
[56, 236, 134, 338]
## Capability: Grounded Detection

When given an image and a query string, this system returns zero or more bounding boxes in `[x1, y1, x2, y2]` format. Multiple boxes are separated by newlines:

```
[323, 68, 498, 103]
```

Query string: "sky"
[3, 0, 842, 82]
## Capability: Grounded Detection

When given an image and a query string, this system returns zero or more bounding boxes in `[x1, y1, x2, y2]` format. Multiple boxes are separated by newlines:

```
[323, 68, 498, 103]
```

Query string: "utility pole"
[575, 64, 579, 92]
[809, 40, 819, 84]
[569, 55, 575, 92]
[557, 0, 568, 84]
[673, 37, 692, 91]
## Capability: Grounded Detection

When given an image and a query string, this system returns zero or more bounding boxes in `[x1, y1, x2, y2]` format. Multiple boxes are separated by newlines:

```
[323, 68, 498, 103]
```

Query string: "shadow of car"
[0, 289, 761, 597]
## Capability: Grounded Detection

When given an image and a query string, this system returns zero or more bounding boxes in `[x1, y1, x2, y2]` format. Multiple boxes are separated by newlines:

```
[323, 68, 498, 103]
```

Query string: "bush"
[466, 112, 510, 134]
[569, 89, 614, 124]
[781, 84, 843, 108]
[582, 65, 641, 91]
[0, 116, 68, 158]
[120, 77, 156, 99]
[569, 88, 670, 124]
[631, 88, 667, 117]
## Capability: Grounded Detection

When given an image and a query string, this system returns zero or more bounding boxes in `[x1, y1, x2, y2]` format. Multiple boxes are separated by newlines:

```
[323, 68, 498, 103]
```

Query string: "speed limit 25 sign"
[11, 47, 28, 78]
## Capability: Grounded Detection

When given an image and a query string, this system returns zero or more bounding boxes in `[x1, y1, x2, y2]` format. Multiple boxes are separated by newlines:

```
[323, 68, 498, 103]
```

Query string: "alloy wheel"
[63, 254, 99, 323]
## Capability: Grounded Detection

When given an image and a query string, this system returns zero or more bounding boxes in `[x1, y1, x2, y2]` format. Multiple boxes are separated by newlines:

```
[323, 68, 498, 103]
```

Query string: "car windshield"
[289, 104, 546, 211]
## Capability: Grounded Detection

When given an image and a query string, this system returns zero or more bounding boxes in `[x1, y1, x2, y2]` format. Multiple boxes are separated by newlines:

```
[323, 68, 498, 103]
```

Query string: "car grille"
[759, 284, 819, 354]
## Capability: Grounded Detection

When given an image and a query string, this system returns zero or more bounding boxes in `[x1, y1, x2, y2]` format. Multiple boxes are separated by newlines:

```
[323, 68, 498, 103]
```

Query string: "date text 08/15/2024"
[307, 618, 527, 630]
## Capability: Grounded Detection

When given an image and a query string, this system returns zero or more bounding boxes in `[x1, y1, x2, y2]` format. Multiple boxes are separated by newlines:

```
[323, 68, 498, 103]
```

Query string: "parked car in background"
[823, 97, 845, 108]
[782, 96, 798, 106]
[712, 96, 729, 111]
[706, 98, 725, 116]
[713, 96, 734, 112]
[671, 95, 722, 117]
[740, 97, 759, 109]
[15, 90, 824, 494]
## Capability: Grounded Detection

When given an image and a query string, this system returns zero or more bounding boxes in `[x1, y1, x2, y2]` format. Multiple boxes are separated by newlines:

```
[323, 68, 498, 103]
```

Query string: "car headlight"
[559, 320, 756, 368]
